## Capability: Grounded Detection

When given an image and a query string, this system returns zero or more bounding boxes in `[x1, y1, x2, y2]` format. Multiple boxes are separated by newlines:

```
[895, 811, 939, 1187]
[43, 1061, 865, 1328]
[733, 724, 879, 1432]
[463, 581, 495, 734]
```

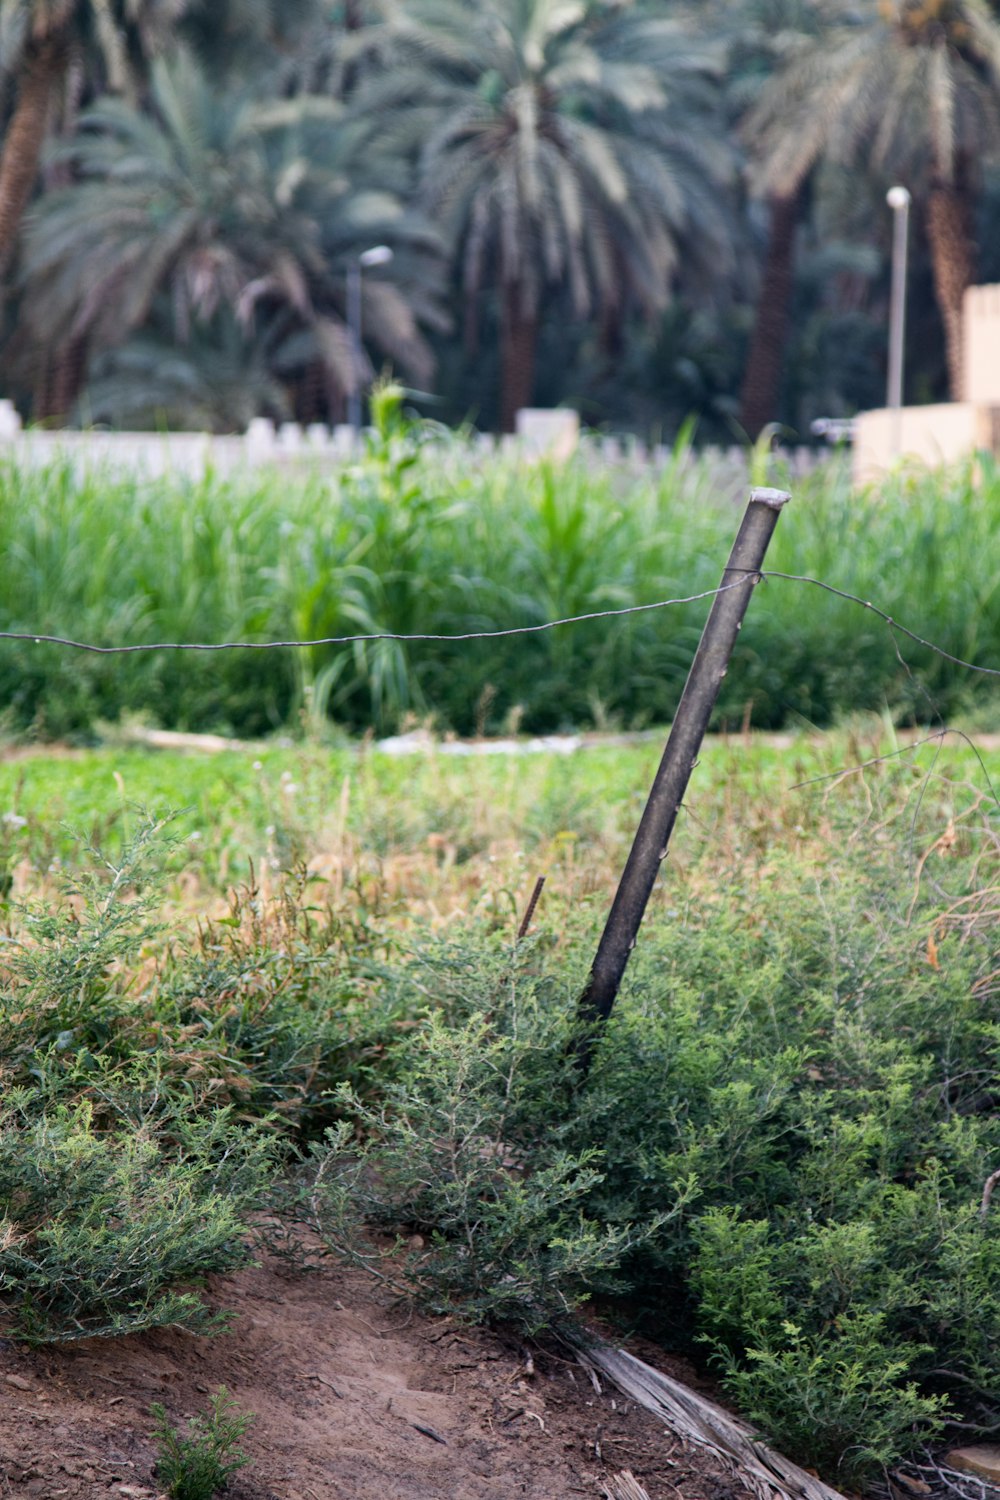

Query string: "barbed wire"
[760, 571, 1000, 678]
[0, 581, 748, 654]
[0, 574, 999, 687]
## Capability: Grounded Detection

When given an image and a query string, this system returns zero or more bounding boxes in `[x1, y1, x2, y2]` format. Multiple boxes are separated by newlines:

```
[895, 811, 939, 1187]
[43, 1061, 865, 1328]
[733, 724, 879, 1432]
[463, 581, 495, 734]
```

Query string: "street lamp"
[886, 187, 911, 440]
[348, 244, 394, 435]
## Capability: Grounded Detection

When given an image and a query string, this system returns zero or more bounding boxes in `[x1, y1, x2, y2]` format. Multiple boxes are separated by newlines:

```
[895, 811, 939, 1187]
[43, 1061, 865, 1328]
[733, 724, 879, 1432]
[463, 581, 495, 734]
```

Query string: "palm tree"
[78, 309, 295, 431]
[747, 0, 1000, 402]
[0, 0, 329, 284]
[0, 0, 191, 276]
[356, 0, 735, 430]
[17, 51, 447, 424]
[716, 0, 822, 438]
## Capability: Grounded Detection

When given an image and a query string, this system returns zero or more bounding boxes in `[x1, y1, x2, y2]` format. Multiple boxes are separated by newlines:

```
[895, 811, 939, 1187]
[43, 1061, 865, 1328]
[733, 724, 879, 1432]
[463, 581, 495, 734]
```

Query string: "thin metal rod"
[887, 195, 910, 411]
[575, 487, 791, 1039]
[348, 263, 362, 434]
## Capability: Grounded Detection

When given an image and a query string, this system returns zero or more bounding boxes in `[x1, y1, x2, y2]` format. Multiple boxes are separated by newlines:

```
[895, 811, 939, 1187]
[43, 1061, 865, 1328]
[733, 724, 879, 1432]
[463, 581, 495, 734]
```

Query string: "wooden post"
[575, 487, 790, 1050]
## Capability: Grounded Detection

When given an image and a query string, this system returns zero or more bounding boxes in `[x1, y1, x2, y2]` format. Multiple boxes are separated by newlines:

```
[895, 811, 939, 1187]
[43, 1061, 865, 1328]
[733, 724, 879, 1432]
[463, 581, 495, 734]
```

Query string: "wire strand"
[0, 580, 751, 654]
[760, 571, 1000, 678]
[0, 573, 999, 688]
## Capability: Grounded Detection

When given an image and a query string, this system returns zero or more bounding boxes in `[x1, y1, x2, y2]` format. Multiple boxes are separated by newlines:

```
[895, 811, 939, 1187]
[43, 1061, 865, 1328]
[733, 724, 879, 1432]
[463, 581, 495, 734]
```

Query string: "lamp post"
[348, 244, 394, 435]
[886, 186, 911, 453]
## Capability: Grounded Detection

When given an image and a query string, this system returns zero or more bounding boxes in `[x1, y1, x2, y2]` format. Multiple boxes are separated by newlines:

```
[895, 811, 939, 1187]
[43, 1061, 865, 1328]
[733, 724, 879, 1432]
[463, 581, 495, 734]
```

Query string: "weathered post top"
[749, 486, 792, 510]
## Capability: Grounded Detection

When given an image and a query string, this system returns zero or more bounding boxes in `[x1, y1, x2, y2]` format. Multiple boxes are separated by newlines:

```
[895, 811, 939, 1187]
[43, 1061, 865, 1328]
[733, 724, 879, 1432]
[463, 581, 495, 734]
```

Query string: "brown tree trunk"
[738, 188, 803, 441]
[499, 283, 537, 433]
[927, 177, 975, 401]
[0, 38, 66, 281]
[34, 335, 88, 423]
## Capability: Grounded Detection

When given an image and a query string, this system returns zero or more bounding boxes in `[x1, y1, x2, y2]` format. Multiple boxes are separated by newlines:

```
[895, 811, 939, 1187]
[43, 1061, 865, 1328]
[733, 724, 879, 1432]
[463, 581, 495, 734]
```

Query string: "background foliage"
[3, 0, 1000, 436]
[1, 420, 999, 739]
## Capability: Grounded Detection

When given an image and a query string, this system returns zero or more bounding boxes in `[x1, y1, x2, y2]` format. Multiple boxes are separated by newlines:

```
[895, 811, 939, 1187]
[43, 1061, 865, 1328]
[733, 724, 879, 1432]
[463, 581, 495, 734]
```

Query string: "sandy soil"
[0, 1250, 753, 1500]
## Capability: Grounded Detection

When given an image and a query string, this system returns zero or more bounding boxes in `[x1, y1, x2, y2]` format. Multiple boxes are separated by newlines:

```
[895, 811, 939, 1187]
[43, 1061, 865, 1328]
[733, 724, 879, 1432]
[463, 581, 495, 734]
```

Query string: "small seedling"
[151, 1386, 253, 1500]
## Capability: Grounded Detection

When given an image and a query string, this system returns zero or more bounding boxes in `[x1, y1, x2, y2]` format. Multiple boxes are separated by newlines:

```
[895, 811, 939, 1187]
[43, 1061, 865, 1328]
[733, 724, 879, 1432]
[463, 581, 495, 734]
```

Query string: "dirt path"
[1, 1252, 752, 1500]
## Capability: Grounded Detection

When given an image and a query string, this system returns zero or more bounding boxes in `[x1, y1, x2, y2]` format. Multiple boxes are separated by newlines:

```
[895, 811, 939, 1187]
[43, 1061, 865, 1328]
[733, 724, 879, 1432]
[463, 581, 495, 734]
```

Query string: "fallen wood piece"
[946, 1448, 1000, 1485]
[602, 1470, 652, 1500]
[410, 1422, 448, 1445]
[574, 1341, 849, 1500]
[115, 726, 249, 753]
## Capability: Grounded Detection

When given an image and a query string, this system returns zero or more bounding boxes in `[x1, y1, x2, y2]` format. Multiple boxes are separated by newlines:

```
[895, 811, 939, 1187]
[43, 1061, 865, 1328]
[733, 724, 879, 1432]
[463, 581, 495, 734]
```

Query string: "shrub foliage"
[2, 760, 1000, 1489]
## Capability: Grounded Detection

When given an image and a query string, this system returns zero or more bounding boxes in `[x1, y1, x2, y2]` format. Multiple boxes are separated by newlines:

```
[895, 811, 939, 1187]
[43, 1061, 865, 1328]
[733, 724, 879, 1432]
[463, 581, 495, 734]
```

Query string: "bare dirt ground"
[0, 1250, 755, 1500]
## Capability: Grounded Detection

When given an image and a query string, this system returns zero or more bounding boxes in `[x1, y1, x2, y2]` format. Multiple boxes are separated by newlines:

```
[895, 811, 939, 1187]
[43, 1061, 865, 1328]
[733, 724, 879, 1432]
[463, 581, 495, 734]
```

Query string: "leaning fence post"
[575, 486, 791, 1054]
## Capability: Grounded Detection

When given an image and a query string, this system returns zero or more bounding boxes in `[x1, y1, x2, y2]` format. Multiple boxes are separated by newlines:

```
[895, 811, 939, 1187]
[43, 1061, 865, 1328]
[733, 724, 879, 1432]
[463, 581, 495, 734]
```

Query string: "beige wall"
[852, 403, 1000, 486]
[964, 284, 1000, 405]
[515, 407, 580, 460]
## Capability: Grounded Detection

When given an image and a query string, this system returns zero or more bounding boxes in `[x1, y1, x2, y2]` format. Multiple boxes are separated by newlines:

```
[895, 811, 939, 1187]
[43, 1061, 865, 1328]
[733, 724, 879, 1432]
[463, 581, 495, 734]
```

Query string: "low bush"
[0, 1095, 274, 1342]
[297, 995, 683, 1332]
[296, 770, 1000, 1484]
[0, 816, 407, 1341]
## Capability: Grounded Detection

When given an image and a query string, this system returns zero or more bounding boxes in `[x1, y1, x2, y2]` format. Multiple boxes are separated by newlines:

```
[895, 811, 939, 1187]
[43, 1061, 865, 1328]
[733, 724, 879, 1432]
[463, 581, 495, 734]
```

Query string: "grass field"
[1, 722, 995, 904]
[3, 422, 1000, 740]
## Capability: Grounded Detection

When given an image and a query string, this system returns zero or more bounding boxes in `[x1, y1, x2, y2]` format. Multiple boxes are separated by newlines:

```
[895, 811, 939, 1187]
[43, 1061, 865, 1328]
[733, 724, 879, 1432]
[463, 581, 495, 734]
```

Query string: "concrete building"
[853, 284, 1000, 485]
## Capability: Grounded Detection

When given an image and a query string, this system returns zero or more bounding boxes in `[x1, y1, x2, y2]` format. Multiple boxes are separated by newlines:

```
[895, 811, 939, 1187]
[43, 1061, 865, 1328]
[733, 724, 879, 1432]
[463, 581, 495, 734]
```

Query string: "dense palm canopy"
[16, 53, 446, 424]
[3, 0, 1000, 433]
[747, 0, 1000, 399]
[0, 0, 191, 273]
[357, 0, 734, 427]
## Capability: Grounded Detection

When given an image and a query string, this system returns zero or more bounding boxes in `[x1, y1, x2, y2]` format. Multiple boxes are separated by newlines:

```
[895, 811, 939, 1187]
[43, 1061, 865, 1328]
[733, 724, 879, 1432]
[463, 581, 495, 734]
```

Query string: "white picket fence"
[0, 399, 829, 483]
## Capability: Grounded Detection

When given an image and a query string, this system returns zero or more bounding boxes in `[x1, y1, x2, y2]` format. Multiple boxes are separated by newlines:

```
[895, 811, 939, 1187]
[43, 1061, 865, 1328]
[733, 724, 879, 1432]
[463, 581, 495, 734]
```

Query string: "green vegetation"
[2, 437, 1000, 739]
[151, 1387, 254, 1500]
[3, 0, 1000, 434]
[0, 735, 998, 1490]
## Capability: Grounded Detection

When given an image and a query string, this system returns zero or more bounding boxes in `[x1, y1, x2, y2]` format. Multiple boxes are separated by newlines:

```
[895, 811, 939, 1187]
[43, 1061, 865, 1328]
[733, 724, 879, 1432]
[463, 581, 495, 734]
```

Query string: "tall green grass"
[1, 426, 998, 737]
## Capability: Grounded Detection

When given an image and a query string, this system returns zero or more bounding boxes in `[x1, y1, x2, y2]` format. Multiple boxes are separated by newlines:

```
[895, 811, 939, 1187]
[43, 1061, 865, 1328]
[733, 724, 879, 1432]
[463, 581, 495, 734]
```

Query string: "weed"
[0, 1096, 275, 1342]
[151, 1386, 254, 1500]
[297, 966, 686, 1334]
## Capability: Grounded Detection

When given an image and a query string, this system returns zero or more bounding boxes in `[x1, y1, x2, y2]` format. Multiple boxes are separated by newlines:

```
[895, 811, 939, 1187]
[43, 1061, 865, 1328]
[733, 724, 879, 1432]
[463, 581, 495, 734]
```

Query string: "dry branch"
[602, 1471, 653, 1500]
[574, 1341, 849, 1500]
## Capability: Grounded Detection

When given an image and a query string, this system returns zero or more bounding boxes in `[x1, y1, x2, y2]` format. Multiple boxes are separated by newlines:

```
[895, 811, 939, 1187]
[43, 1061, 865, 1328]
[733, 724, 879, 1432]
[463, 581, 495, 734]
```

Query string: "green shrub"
[291, 783, 1000, 1483]
[716, 1314, 947, 1489]
[152, 1386, 254, 1500]
[298, 992, 685, 1333]
[0, 1096, 274, 1342]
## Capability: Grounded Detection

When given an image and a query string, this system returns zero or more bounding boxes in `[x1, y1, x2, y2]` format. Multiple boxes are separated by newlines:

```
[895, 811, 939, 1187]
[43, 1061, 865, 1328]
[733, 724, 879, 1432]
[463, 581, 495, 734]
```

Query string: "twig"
[302, 1371, 344, 1398]
[411, 1422, 448, 1445]
[517, 876, 546, 939]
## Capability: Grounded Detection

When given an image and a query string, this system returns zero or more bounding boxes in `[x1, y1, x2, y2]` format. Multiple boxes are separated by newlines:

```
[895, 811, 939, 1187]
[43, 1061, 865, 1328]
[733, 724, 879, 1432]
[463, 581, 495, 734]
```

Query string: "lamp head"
[359, 245, 394, 268]
[887, 186, 911, 211]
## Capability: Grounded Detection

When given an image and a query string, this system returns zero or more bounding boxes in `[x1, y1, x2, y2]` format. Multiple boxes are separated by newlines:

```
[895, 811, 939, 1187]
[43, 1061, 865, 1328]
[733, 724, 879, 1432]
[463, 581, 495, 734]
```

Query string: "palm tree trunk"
[499, 283, 537, 433]
[0, 38, 66, 280]
[35, 335, 88, 422]
[57, 334, 87, 416]
[738, 188, 802, 440]
[927, 176, 974, 402]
